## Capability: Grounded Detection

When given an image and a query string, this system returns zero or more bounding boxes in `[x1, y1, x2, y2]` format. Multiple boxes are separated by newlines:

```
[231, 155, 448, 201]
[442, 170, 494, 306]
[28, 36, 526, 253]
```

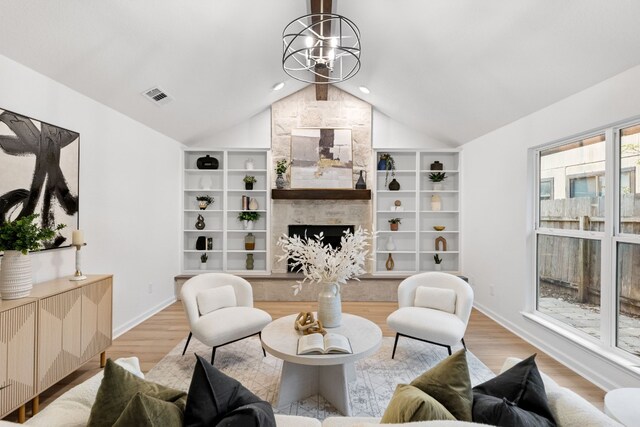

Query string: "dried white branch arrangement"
[277, 227, 371, 295]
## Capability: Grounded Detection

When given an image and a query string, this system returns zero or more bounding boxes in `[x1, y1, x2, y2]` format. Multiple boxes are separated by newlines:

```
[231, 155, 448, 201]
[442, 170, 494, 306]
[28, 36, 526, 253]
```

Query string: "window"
[535, 124, 640, 360]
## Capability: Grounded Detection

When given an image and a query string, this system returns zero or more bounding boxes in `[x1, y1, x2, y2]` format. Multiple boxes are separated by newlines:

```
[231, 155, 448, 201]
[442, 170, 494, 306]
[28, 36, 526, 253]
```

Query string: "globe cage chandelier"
[282, 13, 361, 84]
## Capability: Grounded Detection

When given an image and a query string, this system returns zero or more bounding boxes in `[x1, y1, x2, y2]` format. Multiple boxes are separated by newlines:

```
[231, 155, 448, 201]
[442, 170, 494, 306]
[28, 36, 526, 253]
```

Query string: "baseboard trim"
[473, 301, 623, 391]
[113, 296, 177, 339]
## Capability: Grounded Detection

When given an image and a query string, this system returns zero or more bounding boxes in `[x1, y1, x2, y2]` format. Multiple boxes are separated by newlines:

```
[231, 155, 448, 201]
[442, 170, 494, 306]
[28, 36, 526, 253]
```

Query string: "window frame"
[531, 121, 640, 365]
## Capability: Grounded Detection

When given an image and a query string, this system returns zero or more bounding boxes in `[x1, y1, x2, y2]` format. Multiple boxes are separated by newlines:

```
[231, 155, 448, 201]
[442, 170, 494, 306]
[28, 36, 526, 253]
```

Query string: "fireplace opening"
[287, 224, 355, 272]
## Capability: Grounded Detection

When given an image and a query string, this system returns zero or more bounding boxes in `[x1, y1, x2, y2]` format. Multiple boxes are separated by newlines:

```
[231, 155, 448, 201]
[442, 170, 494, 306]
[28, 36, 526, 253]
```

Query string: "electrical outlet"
[489, 284, 495, 296]
[148, 283, 153, 294]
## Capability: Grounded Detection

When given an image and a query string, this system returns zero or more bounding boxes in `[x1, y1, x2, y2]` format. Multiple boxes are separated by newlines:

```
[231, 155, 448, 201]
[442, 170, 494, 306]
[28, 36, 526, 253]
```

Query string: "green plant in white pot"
[0, 214, 65, 299]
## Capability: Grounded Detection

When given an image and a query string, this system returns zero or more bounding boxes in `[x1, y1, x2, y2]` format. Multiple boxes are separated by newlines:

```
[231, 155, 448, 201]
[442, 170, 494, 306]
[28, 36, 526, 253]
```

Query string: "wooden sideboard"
[0, 275, 112, 422]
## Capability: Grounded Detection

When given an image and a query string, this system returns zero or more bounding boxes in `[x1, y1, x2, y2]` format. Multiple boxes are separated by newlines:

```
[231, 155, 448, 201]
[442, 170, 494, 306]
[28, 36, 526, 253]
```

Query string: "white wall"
[190, 109, 271, 149]
[373, 110, 454, 149]
[462, 64, 640, 389]
[0, 54, 183, 336]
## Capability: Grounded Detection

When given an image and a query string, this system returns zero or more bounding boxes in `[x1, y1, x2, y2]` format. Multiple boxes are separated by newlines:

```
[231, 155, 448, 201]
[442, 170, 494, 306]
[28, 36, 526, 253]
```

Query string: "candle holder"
[70, 243, 87, 281]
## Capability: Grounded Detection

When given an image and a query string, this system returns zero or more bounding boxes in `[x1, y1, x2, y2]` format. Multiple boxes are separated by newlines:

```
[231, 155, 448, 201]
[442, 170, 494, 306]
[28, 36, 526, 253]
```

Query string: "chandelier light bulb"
[305, 36, 314, 48]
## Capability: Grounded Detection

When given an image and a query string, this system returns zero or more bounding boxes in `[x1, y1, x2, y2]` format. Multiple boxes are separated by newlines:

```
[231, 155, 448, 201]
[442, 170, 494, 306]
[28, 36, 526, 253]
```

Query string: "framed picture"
[290, 128, 353, 189]
[0, 108, 79, 251]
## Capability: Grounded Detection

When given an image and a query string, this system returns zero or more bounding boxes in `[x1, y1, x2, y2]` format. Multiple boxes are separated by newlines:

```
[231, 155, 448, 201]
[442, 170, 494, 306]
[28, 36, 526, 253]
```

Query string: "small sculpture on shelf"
[245, 158, 254, 170]
[200, 253, 208, 270]
[196, 236, 206, 250]
[196, 195, 214, 210]
[435, 236, 447, 252]
[243, 175, 257, 190]
[388, 218, 401, 231]
[195, 215, 206, 230]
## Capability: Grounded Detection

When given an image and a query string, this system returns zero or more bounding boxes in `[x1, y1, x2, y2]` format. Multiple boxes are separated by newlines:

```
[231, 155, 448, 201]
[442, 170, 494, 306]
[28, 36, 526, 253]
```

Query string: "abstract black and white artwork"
[290, 128, 353, 189]
[0, 108, 79, 250]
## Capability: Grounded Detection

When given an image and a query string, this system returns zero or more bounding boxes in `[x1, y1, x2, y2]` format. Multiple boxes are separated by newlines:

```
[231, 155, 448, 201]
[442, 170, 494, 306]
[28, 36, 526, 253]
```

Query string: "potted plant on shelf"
[200, 253, 208, 270]
[275, 159, 288, 189]
[378, 153, 396, 188]
[238, 211, 261, 230]
[388, 218, 401, 231]
[0, 214, 65, 299]
[243, 175, 257, 190]
[434, 254, 443, 271]
[196, 195, 214, 210]
[428, 172, 447, 191]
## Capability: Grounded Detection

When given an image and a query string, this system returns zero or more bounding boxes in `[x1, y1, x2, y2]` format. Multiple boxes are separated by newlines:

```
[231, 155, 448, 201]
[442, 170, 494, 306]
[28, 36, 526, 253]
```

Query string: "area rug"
[146, 336, 495, 420]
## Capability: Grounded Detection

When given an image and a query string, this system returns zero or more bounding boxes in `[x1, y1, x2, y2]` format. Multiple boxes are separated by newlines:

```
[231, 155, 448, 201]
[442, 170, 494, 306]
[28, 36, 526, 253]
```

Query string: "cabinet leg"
[32, 395, 40, 415]
[18, 405, 26, 423]
[100, 351, 106, 368]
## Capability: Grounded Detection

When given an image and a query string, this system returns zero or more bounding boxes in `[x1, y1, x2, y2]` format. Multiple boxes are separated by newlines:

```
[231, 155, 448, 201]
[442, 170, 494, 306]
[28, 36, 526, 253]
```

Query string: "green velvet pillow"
[113, 392, 186, 427]
[381, 384, 456, 423]
[410, 348, 473, 421]
[87, 359, 187, 427]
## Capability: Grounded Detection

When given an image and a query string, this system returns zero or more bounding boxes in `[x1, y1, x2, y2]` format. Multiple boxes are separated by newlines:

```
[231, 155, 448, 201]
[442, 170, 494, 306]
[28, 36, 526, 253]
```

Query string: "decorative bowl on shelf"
[433, 225, 446, 231]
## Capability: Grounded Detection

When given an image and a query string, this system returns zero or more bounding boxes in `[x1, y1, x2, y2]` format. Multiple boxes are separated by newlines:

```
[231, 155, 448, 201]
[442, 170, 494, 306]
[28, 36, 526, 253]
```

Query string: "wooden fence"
[539, 194, 640, 315]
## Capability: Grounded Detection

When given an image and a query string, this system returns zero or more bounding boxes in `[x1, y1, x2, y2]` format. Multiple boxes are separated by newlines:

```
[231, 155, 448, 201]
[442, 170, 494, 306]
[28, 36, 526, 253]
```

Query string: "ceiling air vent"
[142, 87, 173, 106]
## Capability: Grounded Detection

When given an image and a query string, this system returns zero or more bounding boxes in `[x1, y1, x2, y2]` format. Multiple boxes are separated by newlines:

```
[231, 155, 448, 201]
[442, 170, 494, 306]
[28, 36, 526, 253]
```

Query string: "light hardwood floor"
[11, 301, 605, 421]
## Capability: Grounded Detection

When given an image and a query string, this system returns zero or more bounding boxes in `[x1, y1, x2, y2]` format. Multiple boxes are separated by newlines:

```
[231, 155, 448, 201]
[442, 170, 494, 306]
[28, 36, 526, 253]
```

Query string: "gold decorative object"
[294, 311, 326, 335]
[433, 225, 446, 231]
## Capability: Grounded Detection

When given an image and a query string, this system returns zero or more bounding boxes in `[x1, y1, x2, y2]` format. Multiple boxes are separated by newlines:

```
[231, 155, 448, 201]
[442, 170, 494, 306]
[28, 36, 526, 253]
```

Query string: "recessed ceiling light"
[273, 82, 285, 91]
[359, 86, 370, 94]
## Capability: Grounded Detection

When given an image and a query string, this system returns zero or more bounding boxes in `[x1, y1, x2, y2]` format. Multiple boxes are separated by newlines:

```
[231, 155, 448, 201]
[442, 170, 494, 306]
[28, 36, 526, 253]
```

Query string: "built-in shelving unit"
[182, 149, 270, 274]
[373, 149, 461, 275]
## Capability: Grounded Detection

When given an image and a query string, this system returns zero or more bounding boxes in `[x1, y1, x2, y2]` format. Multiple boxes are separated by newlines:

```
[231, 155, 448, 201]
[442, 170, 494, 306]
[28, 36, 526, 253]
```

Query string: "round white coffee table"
[261, 313, 382, 416]
[604, 388, 640, 426]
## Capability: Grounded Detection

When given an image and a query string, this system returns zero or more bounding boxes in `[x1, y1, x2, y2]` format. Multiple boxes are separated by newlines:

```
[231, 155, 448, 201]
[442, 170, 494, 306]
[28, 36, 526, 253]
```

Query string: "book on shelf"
[297, 333, 353, 355]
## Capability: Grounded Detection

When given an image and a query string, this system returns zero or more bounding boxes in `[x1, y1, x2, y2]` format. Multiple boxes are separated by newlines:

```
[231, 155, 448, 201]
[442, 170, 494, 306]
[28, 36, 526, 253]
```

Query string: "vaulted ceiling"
[2, 1, 640, 146]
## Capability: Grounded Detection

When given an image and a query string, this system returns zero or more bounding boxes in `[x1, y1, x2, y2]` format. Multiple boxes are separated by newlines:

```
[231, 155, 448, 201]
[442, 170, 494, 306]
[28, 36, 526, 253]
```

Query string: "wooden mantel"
[271, 189, 371, 200]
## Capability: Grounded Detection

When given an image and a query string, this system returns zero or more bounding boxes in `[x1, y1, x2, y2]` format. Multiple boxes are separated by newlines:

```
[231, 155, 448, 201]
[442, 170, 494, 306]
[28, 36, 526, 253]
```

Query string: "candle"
[72, 230, 84, 246]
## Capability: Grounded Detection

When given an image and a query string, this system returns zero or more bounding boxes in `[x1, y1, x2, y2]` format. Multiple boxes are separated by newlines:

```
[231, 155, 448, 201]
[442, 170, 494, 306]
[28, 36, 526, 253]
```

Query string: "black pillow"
[472, 354, 556, 427]
[183, 354, 276, 427]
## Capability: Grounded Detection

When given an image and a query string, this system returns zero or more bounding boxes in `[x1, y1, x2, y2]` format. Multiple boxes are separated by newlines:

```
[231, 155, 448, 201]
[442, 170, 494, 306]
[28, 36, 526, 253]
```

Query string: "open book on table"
[297, 333, 353, 355]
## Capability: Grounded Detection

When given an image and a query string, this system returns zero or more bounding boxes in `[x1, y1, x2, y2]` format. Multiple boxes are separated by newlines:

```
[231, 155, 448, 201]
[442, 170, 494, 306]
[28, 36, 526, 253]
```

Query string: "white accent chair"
[180, 273, 272, 364]
[386, 272, 474, 358]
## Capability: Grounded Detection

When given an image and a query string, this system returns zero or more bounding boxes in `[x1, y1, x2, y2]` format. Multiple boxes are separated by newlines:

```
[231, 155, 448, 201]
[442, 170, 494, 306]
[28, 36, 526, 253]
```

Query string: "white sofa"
[0, 357, 620, 427]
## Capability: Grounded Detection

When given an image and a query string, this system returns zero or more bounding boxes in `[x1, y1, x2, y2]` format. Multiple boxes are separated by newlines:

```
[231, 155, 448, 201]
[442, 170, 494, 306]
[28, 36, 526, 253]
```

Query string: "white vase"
[0, 250, 33, 299]
[199, 262, 207, 270]
[248, 198, 259, 211]
[386, 236, 396, 251]
[243, 220, 254, 230]
[245, 159, 254, 170]
[431, 194, 442, 211]
[432, 182, 443, 191]
[434, 264, 442, 271]
[318, 283, 342, 327]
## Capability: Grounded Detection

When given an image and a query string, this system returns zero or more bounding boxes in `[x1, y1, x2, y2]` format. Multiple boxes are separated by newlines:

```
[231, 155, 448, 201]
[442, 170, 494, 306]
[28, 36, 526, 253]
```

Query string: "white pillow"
[196, 285, 237, 315]
[414, 286, 457, 313]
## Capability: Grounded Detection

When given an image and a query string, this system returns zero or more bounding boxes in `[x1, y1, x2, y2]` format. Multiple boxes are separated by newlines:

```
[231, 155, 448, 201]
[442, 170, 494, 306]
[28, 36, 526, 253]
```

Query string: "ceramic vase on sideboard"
[0, 250, 33, 299]
[318, 283, 342, 327]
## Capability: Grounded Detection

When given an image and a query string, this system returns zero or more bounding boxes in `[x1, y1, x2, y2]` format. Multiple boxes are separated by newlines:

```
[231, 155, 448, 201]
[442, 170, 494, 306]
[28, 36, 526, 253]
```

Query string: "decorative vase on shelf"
[275, 173, 286, 189]
[388, 179, 400, 191]
[198, 201, 209, 210]
[0, 250, 33, 300]
[318, 283, 341, 327]
[195, 215, 206, 230]
[385, 253, 395, 271]
[430, 161, 443, 171]
[200, 262, 207, 270]
[432, 182, 443, 191]
[431, 195, 442, 211]
[248, 198, 259, 211]
[245, 233, 255, 250]
[434, 263, 442, 271]
[245, 182, 254, 190]
[386, 236, 396, 251]
[196, 154, 219, 170]
[245, 158, 254, 170]
[355, 170, 367, 189]
[243, 220, 254, 230]
[246, 254, 255, 270]
[377, 158, 388, 171]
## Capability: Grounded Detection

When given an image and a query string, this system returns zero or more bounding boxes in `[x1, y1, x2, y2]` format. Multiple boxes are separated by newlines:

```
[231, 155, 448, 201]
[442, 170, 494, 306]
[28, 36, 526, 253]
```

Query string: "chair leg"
[461, 338, 466, 350]
[181, 332, 192, 356]
[447, 346, 452, 356]
[258, 332, 266, 357]
[211, 346, 217, 365]
[392, 333, 400, 359]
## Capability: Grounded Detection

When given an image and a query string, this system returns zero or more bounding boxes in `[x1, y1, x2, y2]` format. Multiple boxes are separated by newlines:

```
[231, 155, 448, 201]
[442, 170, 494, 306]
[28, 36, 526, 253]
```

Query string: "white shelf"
[182, 149, 271, 273]
[374, 149, 462, 274]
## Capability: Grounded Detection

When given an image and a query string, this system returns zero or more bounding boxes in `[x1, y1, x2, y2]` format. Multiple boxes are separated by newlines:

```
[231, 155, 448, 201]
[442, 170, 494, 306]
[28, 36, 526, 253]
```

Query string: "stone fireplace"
[270, 86, 373, 273]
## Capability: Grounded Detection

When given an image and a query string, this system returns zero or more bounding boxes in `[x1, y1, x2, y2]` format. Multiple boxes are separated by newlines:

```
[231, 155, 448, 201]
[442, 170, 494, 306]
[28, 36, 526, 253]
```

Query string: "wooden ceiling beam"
[311, 0, 332, 101]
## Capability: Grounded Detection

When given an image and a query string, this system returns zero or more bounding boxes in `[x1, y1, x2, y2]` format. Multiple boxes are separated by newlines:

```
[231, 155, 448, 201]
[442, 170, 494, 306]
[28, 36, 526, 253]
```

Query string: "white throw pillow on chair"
[414, 286, 457, 314]
[196, 285, 237, 315]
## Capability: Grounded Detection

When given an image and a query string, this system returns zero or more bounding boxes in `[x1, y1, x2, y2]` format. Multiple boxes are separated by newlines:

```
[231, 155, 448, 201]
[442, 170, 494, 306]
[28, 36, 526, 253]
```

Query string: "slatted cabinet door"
[37, 288, 83, 392]
[80, 279, 112, 363]
[0, 301, 37, 417]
